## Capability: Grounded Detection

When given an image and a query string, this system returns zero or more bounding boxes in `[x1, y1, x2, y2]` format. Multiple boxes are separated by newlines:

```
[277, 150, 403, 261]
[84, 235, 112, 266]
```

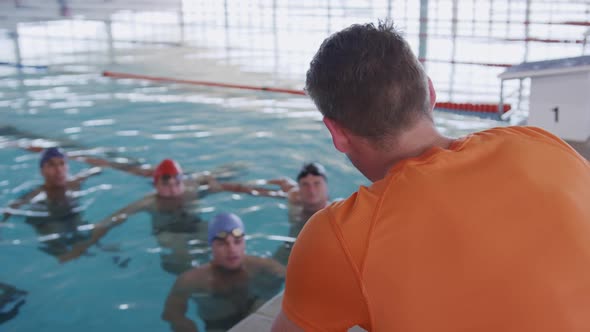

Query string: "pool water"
[0, 68, 502, 331]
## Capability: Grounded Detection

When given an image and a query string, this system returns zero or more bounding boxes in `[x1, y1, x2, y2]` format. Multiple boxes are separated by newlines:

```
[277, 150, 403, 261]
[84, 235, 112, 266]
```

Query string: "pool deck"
[566, 139, 590, 160]
[229, 292, 367, 332]
[227, 293, 281, 332]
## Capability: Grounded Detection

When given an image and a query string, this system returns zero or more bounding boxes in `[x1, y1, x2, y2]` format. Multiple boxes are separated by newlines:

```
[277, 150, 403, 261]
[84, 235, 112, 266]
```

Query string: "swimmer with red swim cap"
[61, 158, 270, 272]
[152, 159, 186, 198]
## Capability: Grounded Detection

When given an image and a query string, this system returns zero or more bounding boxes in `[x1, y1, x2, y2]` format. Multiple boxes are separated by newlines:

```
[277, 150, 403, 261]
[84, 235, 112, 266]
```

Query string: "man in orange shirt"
[272, 20, 590, 332]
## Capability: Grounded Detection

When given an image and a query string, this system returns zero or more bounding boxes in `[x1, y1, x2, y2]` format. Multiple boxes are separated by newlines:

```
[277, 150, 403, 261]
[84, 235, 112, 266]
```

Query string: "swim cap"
[208, 212, 245, 245]
[153, 159, 182, 183]
[39, 147, 65, 168]
[296, 162, 327, 182]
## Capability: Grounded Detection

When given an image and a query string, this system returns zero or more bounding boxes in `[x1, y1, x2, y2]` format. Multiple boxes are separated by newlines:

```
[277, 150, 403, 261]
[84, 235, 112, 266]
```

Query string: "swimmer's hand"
[88, 166, 102, 174]
[77, 156, 111, 167]
[58, 245, 86, 264]
[203, 176, 223, 193]
[267, 177, 297, 193]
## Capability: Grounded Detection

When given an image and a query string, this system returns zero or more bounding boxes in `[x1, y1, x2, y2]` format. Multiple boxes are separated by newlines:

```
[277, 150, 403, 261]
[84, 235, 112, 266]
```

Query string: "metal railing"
[0, 0, 588, 114]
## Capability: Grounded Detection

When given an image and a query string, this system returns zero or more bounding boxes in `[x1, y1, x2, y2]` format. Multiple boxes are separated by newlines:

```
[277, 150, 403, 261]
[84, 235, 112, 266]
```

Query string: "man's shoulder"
[478, 126, 565, 145]
[298, 191, 378, 249]
[475, 126, 584, 161]
[322, 185, 384, 224]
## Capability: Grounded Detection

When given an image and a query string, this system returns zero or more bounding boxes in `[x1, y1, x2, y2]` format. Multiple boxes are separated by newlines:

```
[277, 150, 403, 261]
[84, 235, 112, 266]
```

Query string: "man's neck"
[366, 118, 454, 182]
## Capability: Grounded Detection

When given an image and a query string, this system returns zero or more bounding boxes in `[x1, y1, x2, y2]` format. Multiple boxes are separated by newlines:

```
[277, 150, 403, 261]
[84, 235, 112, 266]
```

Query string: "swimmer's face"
[298, 174, 328, 211]
[155, 175, 185, 197]
[211, 235, 246, 270]
[41, 157, 68, 187]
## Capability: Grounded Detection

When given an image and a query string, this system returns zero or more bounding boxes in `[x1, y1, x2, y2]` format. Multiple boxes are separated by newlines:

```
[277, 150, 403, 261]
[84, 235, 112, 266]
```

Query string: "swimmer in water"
[238, 162, 330, 264]
[162, 212, 285, 332]
[1, 147, 103, 261]
[60, 159, 271, 272]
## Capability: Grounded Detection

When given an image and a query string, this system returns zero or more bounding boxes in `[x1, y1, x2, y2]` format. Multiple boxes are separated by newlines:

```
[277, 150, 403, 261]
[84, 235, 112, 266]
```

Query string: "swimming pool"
[0, 66, 503, 331]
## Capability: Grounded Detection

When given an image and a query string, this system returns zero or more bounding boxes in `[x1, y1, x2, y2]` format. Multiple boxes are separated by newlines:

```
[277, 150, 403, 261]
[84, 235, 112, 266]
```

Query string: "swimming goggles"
[214, 228, 245, 241]
[159, 174, 184, 184]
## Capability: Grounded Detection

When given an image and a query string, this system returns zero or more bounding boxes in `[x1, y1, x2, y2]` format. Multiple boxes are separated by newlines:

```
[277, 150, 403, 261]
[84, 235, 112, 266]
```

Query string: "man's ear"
[323, 117, 351, 153]
[428, 76, 437, 110]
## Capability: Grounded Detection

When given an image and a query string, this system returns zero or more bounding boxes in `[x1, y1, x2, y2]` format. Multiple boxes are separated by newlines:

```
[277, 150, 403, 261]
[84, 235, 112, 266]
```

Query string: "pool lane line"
[0, 62, 48, 70]
[102, 71, 511, 120]
[102, 71, 307, 96]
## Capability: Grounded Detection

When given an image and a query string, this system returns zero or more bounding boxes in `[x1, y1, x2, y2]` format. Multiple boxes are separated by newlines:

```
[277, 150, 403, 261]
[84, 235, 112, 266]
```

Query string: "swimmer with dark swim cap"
[2, 146, 102, 221]
[162, 212, 285, 331]
[39, 147, 68, 187]
[239, 161, 330, 223]
[230, 162, 331, 265]
[39, 146, 65, 167]
[1, 147, 103, 265]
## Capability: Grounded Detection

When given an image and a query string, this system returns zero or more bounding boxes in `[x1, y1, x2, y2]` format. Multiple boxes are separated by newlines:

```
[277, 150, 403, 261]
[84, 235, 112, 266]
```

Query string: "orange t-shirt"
[283, 126, 590, 332]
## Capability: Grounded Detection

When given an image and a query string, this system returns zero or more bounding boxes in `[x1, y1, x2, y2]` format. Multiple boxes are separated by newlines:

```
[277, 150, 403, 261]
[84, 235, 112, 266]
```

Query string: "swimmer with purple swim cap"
[2, 147, 102, 223]
[162, 212, 285, 331]
[38, 147, 68, 187]
[208, 212, 246, 270]
[1, 147, 103, 263]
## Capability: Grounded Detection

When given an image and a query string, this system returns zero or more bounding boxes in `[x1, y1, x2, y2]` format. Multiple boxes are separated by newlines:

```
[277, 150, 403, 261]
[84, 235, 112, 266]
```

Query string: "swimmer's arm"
[94, 195, 152, 228]
[58, 195, 153, 263]
[286, 190, 304, 224]
[215, 181, 288, 198]
[193, 176, 287, 198]
[264, 178, 301, 204]
[2, 187, 43, 222]
[162, 272, 203, 332]
[72, 156, 153, 177]
[69, 166, 103, 186]
[286, 188, 301, 205]
[266, 177, 297, 193]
